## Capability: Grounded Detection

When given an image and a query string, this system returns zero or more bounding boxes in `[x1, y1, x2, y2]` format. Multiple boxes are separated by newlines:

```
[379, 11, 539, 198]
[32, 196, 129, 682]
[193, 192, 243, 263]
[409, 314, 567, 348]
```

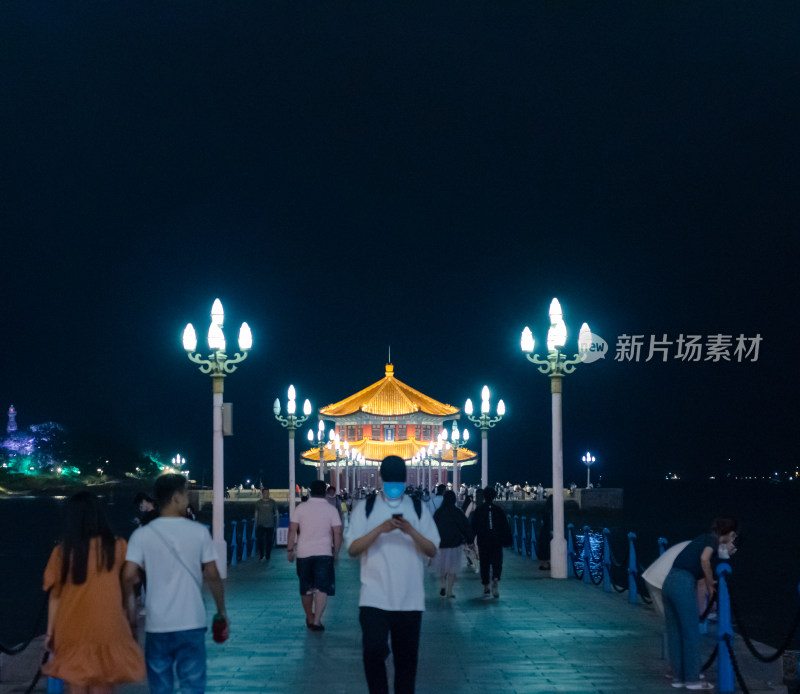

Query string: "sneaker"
[483, 585, 491, 597]
[440, 588, 446, 597]
[492, 579, 499, 598]
[670, 681, 685, 688]
[685, 681, 713, 690]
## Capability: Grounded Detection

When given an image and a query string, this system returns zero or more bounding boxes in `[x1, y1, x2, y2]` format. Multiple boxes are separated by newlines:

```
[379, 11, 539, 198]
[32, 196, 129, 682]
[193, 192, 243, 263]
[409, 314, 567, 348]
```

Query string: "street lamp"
[171, 454, 189, 478]
[582, 451, 596, 489]
[465, 386, 505, 489]
[307, 421, 334, 482]
[443, 423, 469, 492]
[521, 297, 591, 580]
[273, 386, 312, 517]
[183, 298, 252, 577]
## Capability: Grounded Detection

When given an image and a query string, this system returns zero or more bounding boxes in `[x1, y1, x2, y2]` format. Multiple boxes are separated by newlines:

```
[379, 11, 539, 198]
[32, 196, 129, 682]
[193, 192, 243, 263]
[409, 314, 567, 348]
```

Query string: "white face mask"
[718, 544, 730, 560]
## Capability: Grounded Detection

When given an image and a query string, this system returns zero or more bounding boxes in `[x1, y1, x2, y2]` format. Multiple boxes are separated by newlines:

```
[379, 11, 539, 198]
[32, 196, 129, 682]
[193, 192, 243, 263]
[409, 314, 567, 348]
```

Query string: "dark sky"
[2, 2, 798, 488]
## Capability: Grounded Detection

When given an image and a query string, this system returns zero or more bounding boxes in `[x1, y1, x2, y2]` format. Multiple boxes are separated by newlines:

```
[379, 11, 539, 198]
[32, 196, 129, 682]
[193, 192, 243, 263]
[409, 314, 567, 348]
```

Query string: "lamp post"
[273, 386, 312, 517]
[443, 423, 469, 493]
[183, 298, 252, 577]
[521, 297, 591, 580]
[465, 386, 505, 489]
[582, 451, 596, 489]
[307, 421, 334, 482]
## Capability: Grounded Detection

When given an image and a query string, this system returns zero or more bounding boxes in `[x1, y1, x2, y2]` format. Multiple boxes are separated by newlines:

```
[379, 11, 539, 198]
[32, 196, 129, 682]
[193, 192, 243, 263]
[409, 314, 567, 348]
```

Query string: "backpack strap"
[365, 491, 377, 518]
[365, 491, 422, 519]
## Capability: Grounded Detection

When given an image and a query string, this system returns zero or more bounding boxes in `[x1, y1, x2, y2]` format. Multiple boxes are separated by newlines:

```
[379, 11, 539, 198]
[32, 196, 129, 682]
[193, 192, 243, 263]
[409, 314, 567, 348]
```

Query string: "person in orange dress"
[43, 491, 145, 694]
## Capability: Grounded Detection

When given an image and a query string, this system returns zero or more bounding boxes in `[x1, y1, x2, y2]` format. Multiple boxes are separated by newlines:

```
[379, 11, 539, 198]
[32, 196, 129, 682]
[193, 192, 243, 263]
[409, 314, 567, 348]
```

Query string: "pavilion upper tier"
[300, 364, 477, 467]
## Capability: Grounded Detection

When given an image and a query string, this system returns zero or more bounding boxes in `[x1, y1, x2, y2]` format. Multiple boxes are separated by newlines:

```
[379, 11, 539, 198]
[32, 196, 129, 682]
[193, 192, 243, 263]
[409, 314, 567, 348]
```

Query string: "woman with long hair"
[433, 490, 473, 598]
[43, 491, 145, 694]
[661, 516, 739, 690]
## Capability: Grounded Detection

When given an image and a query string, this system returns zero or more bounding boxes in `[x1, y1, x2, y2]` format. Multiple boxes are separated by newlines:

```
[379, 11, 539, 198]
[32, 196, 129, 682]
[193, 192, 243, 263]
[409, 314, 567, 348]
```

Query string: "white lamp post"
[273, 386, 312, 518]
[582, 451, 596, 489]
[445, 422, 470, 493]
[307, 421, 334, 482]
[183, 298, 251, 578]
[521, 297, 592, 580]
[465, 386, 505, 489]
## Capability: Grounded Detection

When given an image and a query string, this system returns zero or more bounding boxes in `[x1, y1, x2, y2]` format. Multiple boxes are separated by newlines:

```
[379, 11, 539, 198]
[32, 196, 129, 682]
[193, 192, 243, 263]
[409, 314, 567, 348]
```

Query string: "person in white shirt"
[346, 456, 439, 694]
[286, 480, 343, 631]
[122, 474, 227, 694]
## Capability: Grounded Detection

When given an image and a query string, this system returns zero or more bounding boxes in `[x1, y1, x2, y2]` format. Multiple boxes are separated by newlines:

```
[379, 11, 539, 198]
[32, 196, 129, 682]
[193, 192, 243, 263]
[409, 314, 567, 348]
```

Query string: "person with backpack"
[433, 490, 474, 598]
[470, 486, 512, 598]
[346, 455, 440, 694]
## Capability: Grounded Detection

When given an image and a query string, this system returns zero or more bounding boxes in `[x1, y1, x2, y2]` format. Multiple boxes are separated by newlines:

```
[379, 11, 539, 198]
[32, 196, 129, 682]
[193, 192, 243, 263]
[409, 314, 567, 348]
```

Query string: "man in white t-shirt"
[346, 456, 439, 694]
[122, 474, 227, 694]
[287, 479, 343, 631]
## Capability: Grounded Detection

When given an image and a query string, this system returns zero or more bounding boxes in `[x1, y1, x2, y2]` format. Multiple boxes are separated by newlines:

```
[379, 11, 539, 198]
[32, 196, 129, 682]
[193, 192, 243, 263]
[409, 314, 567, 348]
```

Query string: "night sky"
[3, 2, 798, 489]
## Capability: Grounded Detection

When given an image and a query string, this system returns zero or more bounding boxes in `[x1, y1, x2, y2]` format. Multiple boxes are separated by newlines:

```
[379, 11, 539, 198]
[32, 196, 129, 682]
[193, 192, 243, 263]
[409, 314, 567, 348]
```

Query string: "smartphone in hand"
[392, 513, 404, 520]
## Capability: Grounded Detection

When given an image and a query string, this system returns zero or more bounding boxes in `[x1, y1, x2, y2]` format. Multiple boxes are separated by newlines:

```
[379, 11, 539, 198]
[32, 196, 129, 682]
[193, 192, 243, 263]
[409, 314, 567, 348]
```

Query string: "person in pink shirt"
[286, 480, 343, 631]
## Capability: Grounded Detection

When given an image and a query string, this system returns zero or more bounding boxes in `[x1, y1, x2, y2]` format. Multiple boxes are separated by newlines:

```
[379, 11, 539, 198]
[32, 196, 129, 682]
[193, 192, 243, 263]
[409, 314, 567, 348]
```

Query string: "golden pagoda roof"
[300, 437, 477, 466]
[319, 364, 459, 418]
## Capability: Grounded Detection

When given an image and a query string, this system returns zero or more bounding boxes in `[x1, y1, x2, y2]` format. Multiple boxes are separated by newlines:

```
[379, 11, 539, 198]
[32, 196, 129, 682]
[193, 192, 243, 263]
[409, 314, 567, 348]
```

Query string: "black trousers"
[477, 540, 503, 584]
[359, 607, 422, 694]
[255, 525, 274, 559]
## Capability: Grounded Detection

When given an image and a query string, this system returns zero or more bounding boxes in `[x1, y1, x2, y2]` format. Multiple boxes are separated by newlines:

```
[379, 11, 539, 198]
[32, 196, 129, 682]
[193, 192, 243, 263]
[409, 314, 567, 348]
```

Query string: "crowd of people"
[39, 461, 734, 694]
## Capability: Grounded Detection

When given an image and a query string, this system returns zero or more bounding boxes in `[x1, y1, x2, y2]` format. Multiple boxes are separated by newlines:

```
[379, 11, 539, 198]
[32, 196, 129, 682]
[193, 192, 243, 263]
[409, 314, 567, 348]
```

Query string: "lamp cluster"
[183, 299, 252, 375]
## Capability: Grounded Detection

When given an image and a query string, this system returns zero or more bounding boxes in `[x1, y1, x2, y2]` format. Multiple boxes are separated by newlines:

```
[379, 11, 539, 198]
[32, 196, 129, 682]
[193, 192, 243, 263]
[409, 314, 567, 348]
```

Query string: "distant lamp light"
[183, 324, 198, 352]
[497, 399, 506, 416]
[307, 429, 314, 443]
[273, 398, 281, 416]
[464, 398, 474, 416]
[303, 399, 312, 416]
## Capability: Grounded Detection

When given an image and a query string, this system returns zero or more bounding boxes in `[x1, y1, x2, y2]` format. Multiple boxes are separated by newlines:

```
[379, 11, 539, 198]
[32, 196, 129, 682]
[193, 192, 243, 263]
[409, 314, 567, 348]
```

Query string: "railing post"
[240, 519, 248, 563]
[520, 516, 528, 556]
[602, 528, 611, 592]
[251, 519, 258, 558]
[627, 532, 637, 604]
[530, 518, 538, 560]
[716, 563, 734, 694]
[582, 525, 592, 584]
[230, 520, 238, 566]
[658, 537, 668, 556]
[567, 523, 577, 579]
[512, 515, 519, 554]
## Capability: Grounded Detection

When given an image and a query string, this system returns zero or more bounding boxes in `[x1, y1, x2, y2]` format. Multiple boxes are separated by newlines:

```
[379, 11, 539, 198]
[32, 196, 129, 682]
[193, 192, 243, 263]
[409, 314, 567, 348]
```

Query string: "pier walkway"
[1, 550, 787, 693]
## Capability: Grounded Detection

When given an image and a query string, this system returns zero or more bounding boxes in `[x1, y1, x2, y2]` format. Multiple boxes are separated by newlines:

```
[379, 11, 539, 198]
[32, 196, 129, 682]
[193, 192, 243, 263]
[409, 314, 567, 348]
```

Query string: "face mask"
[718, 544, 730, 560]
[383, 482, 405, 499]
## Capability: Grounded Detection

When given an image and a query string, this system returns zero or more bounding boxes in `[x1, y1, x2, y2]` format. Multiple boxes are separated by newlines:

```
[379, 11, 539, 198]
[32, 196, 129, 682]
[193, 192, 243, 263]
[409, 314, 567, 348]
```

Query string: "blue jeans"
[145, 628, 207, 694]
[662, 568, 701, 682]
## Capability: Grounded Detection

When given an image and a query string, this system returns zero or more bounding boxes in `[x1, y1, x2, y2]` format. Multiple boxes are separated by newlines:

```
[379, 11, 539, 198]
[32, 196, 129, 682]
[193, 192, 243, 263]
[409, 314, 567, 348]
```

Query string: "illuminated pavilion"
[300, 364, 477, 492]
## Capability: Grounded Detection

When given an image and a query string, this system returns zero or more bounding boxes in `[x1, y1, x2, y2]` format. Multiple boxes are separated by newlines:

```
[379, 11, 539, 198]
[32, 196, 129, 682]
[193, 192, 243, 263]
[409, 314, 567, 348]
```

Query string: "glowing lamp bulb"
[287, 399, 296, 415]
[273, 398, 281, 416]
[307, 430, 314, 442]
[465, 398, 473, 415]
[211, 298, 224, 326]
[578, 322, 592, 352]
[481, 399, 490, 414]
[549, 297, 563, 324]
[238, 322, 252, 351]
[481, 385, 490, 402]
[521, 327, 534, 353]
[288, 385, 296, 401]
[183, 323, 197, 352]
[208, 322, 225, 351]
[497, 399, 506, 416]
[303, 399, 312, 416]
